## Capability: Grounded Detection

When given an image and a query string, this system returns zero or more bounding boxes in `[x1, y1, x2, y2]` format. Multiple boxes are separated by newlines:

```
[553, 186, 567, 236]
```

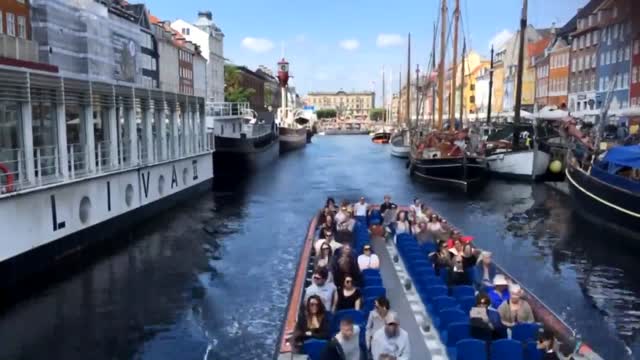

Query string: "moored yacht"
[207, 102, 279, 171]
[390, 129, 411, 158]
[275, 58, 308, 153]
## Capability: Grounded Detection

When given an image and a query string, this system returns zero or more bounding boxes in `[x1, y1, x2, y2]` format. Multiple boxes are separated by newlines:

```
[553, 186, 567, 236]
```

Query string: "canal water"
[0, 135, 638, 360]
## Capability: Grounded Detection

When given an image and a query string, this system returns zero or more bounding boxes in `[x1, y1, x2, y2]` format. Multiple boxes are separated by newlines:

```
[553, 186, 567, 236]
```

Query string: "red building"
[0, 0, 30, 39]
[631, 34, 640, 106]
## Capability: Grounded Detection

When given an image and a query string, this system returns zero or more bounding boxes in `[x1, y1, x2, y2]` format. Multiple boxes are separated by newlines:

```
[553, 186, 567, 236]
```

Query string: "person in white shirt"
[304, 267, 337, 311]
[371, 313, 410, 360]
[314, 230, 342, 255]
[394, 211, 411, 235]
[353, 197, 369, 217]
[357, 244, 380, 271]
[335, 205, 348, 224]
[365, 296, 396, 349]
[409, 198, 423, 217]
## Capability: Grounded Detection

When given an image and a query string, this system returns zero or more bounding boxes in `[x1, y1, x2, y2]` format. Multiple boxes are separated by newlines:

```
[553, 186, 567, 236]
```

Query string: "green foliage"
[369, 108, 386, 121]
[316, 109, 337, 119]
[224, 65, 255, 103]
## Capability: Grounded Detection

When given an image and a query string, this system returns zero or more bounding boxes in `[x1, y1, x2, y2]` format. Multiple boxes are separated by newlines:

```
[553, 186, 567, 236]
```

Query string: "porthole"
[125, 184, 134, 207]
[158, 175, 165, 195]
[79, 196, 91, 224]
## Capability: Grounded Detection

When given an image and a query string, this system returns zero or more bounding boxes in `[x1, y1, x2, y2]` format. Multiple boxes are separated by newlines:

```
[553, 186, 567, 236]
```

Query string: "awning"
[603, 145, 640, 173]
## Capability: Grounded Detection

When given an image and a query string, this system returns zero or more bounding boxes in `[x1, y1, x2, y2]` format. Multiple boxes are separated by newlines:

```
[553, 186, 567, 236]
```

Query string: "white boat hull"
[486, 149, 550, 180]
[390, 145, 410, 158]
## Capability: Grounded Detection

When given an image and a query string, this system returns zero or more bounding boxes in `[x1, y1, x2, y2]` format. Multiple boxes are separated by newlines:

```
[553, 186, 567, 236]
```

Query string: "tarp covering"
[603, 145, 640, 171]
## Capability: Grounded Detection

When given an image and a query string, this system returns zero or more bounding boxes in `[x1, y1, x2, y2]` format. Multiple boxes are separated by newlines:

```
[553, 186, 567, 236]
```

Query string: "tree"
[224, 65, 255, 103]
[369, 108, 386, 121]
[316, 109, 337, 119]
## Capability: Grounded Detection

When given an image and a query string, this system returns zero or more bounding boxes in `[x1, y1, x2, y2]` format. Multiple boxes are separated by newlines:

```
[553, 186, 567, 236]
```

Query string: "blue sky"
[150, 0, 588, 101]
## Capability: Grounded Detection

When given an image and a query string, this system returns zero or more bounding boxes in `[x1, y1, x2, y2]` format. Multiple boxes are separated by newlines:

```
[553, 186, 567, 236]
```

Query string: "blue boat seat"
[302, 339, 327, 360]
[437, 308, 468, 332]
[490, 339, 524, 360]
[456, 296, 475, 314]
[456, 338, 487, 360]
[423, 285, 448, 302]
[452, 285, 476, 300]
[433, 296, 459, 314]
[512, 323, 540, 343]
[362, 269, 381, 278]
[364, 276, 383, 287]
[445, 322, 472, 359]
[524, 341, 543, 360]
[331, 309, 366, 334]
[363, 286, 386, 299]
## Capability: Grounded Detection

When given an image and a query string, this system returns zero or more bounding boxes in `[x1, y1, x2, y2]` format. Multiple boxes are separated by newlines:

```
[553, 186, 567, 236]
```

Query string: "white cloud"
[294, 34, 306, 43]
[376, 33, 404, 48]
[241, 37, 274, 53]
[488, 30, 513, 50]
[339, 39, 360, 51]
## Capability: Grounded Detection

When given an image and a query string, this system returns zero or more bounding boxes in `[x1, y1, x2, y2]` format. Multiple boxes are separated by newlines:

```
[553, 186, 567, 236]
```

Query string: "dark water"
[1, 135, 639, 359]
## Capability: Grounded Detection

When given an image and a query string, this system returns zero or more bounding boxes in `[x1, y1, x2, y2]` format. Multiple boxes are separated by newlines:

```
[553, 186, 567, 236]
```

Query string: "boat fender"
[0, 162, 14, 193]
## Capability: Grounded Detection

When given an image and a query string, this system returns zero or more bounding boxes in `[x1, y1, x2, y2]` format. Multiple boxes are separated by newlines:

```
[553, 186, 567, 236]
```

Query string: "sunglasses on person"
[309, 301, 319, 307]
[313, 275, 322, 281]
[345, 278, 353, 284]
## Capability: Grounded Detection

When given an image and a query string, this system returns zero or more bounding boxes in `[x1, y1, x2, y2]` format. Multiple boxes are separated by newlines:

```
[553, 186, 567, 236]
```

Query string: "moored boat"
[276, 58, 308, 153]
[275, 200, 604, 360]
[371, 129, 391, 144]
[390, 130, 410, 158]
[566, 145, 640, 244]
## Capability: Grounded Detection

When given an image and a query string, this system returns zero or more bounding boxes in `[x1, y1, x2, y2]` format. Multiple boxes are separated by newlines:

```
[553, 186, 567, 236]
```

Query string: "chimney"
[551, 22, 556, 35]
[198, 11, 212, 21]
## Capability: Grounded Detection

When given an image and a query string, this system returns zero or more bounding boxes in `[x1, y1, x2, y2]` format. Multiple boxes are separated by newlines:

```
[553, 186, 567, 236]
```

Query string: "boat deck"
[372, 234, 447, 360]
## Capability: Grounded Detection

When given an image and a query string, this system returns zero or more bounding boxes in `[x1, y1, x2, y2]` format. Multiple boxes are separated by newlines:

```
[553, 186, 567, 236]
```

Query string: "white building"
[172, 11, 225, 103]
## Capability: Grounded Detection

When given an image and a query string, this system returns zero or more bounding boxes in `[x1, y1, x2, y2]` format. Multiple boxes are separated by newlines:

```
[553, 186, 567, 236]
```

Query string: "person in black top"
[448, 255, 472, 287]
[379, 195, 396, 216]
[333, 275, 362, 311]
[429, 240, 451, 277]
[461, 243, 478, 270]
[293, 295, 330, 351]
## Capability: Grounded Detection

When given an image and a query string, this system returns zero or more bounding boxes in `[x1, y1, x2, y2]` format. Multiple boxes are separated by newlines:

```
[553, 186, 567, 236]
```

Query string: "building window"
[625, 46, 630, 61]
[623, 72, 629, 88]
[592, 53, 596, 68]
[613, 24, 619, 39]
[633, 67, 638, 84]
[585, 55, 590, 69]
[618, 48, 623, 63]
[6, 13, 15, 37]
[0, 11, 3, 35]
[601, 53, 605, 66]
[586, 33, 591, 47]
[591, 74, 596, 91]
[635, 40, 640, 55]
[593, 30, 599, 45]
[613, 6, 618, 18]
[579, 36, 584, 49]
[606, 51, 611, 65]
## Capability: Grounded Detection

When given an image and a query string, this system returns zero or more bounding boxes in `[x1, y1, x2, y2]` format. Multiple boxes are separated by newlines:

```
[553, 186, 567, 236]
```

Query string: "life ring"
[0, 162, 14, 193]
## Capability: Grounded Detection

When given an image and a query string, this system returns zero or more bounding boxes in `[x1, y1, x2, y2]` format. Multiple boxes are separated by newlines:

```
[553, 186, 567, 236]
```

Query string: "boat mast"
[406, 33, 412, 128]
[486, 45, 494, 125]
[449, 0, 460, 131]
[513, 0, 528, 147]
[397, 71, 402, 124]
[459, 39, 466, 128]
[382, 65, 386, 124]
[437, 0, 447, 130]
[431, 22, 437, 130]
[415, 64, 420, 128]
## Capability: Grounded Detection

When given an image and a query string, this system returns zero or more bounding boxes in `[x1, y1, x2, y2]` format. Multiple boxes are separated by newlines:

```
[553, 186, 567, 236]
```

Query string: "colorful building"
[531, 36, 553, 108]
[491, 52, 505, 114]
[534, 52, 550, 108]
[547, 38, 572, 108]
[0, 0, 30, 40]
[568, 0, 605, 112]
[594, 0, 632, 111]
[631, 34, 640, 106]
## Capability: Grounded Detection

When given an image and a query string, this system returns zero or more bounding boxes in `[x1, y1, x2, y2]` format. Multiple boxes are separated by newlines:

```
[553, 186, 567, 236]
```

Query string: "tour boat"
[208, 102, 280, 171]
[566, 145, 640, 244]
[275, 202, 603, 360]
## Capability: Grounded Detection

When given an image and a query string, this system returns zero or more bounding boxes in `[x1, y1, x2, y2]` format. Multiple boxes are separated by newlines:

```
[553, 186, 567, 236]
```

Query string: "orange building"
[547, 38, 571, 108]
[0, 0, 30, 39]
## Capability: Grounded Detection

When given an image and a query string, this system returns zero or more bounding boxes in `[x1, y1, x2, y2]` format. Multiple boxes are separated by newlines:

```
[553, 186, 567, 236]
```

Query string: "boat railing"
[206, 102, 252, 118]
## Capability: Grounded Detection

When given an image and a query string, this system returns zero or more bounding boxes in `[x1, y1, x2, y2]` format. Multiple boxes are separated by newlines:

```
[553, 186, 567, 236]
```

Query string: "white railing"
[0, 148, 25, 194]
[34, 145, 59, 185]
[68, 143, 88, 179]
[206, 102, 251, 118]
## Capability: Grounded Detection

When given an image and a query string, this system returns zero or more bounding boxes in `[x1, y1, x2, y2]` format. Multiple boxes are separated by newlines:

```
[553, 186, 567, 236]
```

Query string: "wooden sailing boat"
[390, 34, 412, 157]
[408, 0, 487, 191]
[484, 0, 551, 180]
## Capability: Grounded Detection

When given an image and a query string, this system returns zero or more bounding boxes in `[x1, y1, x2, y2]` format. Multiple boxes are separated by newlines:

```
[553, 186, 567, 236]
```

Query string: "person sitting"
[365, 296, 397, 351]
[324, 197, 338, 214]
[319, 214, 336, 236]
[333, 275, 362, 312]
[379, 195, 396, 217]
[353, 196, 370, 218]
[429, 241, 451, 276]
[497, 284, 535, 327]
[320, 318, 361, 360]
[537, 329, 561, 360]
[448, 238, 464, 258]
[335, 203, 349, 225]
[474, 251, 497, 289]
[447, 231, 474, 249]
[333, 246, 363, 288]
[409, 198, 423, 218]
[448, 255, 472, 286]
[469, 292, 502, 340]
[317, 243, 333, 268]
[415, 221, 432, 245]
[461, 243, 478, 270]
[357, 244, 380, 271]
[488, 274, 510, 309]
[292, 295, 330, 350]
[371, 313, 411, 360]
[407, 211, 420, 234]
[336, 207, 356, 234]
[394, 211, 411, 235]
[314, 230, 342, 255]
[304, 267, 337, 311]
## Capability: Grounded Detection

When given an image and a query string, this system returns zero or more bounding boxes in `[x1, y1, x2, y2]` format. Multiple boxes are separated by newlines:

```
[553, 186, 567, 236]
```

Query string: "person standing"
[379, 195, 396, 216]
[371, 313, 410, 360]
[365, 297, 397, 351]
[353, 197, 370, 217]
[357, 244, 380, 271]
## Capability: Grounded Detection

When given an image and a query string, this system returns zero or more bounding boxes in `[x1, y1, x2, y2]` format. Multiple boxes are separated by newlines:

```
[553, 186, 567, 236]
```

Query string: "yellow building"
[492, 62, 505, 114]
[442, 51, 489, 118]
[306, 90, 375, 118]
